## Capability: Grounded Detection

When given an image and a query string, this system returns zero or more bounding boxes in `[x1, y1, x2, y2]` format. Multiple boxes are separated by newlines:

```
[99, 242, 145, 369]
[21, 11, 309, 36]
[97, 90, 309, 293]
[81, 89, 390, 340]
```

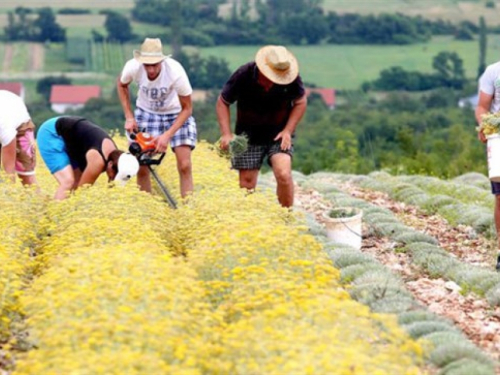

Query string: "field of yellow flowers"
[0, 138, 426, 374]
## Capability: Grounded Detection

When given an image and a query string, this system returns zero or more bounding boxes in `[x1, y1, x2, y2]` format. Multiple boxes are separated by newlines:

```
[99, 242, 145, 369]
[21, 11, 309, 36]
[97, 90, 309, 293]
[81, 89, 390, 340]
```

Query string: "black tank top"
[55, 116, 115, 170]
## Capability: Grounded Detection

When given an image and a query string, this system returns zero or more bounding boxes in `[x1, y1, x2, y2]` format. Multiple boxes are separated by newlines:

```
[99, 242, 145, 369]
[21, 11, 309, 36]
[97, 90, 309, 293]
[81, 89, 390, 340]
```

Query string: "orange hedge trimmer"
[128, 132, 177, 209]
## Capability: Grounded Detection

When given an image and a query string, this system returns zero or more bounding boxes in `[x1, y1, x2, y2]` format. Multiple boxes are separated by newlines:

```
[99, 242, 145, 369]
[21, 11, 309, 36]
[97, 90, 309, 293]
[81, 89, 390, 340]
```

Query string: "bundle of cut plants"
[215, 134, 248, 159]
[477, 112, 500, 136]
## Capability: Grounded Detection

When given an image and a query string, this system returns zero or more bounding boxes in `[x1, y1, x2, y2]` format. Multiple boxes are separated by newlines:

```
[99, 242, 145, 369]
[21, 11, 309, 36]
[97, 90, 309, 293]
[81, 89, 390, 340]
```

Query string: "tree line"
[130, 0, 487, 46]
[2, 1, 494, 46]
[26, 80, 484, 180]
[363, 52, 467, 91]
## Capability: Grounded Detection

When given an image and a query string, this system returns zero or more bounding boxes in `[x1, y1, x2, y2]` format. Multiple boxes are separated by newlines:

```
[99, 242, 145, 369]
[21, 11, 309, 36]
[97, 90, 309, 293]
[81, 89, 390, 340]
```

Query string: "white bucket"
[487, 134, 500, 182]
[323, 207, 363, 250]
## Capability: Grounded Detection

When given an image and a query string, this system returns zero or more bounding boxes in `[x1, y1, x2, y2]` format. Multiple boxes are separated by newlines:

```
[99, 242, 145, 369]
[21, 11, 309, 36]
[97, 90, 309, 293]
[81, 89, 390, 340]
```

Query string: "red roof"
[50, 85, 101, 104]
[306, 88, 336, 108]
[0, 82, 23, 96]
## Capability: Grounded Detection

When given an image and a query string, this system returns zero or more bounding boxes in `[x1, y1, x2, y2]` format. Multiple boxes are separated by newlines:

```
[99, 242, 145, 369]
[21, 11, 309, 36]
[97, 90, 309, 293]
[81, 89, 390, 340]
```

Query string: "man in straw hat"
[216, 45, 307, 208]
[117, 37, 197, 198]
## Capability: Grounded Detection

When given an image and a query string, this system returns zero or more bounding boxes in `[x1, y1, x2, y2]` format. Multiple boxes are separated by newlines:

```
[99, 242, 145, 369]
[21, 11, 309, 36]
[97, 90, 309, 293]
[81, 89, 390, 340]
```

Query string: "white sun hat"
[115, 153, 139, 184]
[133, 38, 170, 65]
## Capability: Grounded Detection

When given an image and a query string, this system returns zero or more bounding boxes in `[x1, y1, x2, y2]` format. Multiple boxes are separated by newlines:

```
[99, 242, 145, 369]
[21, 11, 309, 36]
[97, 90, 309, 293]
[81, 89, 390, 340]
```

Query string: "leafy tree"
[4, 7, 35, 41]
[367, 52, 467, 91]
[170, 0, 182, 57]
[454, 23, 474, 40]
[132, 0, 170, 25]
[4, 7, 65, 42]
[69, 97, 124, 133]
[263, 0, 322, 25]
[36, 76, 72, 102]
[281, 11, 328, 44]
[33, 7, 65, 42]
[432, 51, 466, 89]
[478, 16, 487, 78]
[104, 11, 134, 42]
[326, 12, 431, 45]
[132, 0, 220, 26]
[176, 51, 231, 89]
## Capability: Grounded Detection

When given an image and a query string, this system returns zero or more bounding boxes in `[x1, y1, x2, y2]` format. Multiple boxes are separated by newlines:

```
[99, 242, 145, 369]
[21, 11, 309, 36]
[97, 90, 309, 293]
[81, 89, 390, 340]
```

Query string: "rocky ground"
[294, 181, 500, 371]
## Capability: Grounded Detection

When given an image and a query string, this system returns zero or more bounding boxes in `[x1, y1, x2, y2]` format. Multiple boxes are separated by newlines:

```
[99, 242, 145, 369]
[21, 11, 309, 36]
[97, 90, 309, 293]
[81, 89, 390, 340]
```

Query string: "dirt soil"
[294, 181, 500, 371]
[2, 44, 12, 73]
[29, 43, 44, 72]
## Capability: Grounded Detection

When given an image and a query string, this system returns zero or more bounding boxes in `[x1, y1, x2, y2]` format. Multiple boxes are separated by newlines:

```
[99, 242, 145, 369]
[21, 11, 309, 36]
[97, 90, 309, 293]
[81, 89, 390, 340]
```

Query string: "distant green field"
[0, 0, 498, 25]
[1, 35, 498, 91]
[219, 0, 500, 25]
[0, 0, 133, 9]
[197, 35, 500, 89]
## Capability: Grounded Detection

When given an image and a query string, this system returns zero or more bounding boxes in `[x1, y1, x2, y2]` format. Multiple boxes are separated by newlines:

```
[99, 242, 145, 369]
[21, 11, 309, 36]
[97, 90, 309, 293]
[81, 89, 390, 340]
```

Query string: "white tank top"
[479, 61, 500, 114]
[120, 58, 192, 115]
[0, 90, 31, 145]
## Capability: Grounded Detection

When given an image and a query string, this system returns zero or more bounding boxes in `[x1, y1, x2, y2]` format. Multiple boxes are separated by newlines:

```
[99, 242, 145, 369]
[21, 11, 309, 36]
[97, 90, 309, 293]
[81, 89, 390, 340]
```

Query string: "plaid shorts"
[15, 120, 36, 176]
[135, 107, 197, 149]
[232, 141, 293, 170]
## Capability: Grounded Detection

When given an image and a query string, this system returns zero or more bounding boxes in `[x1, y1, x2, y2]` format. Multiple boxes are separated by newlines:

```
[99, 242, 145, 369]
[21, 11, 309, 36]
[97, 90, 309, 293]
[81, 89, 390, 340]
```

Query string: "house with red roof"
[50, 85, 101, 114]
[305, 88, 336, 110]
[0, 82, 25, 100]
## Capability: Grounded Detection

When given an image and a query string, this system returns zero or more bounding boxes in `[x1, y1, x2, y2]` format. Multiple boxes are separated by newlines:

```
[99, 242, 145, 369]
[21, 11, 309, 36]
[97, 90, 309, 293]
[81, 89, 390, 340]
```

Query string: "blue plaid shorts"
[232, 141, 293, 170]
[135, 107, 197, 149]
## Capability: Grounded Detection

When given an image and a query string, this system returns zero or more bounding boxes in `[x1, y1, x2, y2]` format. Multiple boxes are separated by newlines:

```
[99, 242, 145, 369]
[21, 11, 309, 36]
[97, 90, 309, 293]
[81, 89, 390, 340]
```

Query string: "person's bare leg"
[53, 165, 75, 200]
[137, 165, 151, 193]
[494, 195, 500, 270]
[270, 153, 293, 208]
[174, 146, 193, 197]
[239, 169, 259, 191]
[72, 168, 82, 189]
[19, 174, 36, 186]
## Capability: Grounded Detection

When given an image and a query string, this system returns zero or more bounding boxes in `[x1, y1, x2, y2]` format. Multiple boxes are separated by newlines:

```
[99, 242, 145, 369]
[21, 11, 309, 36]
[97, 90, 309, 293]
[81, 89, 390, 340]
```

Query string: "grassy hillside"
[1, 1, 499, 92]
[321, 0, 500, 25]
[1, 0, 499, 25]
[197, 35, 500, 89]
[0, 0, 133, 10]
[0, 34, 495, 94]
[219, 0, 500, 25]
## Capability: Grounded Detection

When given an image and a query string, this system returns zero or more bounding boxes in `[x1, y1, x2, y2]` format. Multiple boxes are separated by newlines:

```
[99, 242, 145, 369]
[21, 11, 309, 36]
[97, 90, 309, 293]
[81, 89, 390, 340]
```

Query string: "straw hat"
[133, 38, 170, 65]
[255, 45, 299, 85]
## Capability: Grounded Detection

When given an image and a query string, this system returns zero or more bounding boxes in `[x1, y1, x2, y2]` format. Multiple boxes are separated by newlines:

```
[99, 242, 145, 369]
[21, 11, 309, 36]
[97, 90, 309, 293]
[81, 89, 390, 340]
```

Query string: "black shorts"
[492, 181, 500, 195]
[231, 141, 293, 170]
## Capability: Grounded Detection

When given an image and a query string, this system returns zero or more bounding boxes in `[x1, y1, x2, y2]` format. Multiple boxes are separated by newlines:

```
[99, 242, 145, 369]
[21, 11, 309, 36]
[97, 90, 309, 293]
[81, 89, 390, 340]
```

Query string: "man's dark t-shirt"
[220, 62, 305, 145]
[55, 116, 113, 170]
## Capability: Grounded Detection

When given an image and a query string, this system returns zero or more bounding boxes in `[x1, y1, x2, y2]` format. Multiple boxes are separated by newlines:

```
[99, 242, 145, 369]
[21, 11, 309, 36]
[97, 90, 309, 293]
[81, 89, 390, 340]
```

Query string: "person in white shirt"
[117, 38, 197, 198]
[476, 61, 500, 271]
[0, 90, 37, 185]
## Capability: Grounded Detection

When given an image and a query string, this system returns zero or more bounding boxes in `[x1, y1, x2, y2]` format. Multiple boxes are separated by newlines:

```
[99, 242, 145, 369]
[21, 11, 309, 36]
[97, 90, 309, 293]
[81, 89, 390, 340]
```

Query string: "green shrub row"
[286, 171, 499, 373]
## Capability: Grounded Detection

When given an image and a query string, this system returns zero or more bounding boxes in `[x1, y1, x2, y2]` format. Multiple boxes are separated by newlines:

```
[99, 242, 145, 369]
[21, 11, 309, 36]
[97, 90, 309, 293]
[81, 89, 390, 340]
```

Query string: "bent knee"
[274, 170, 292, 185]
[177, 160, 192, 175]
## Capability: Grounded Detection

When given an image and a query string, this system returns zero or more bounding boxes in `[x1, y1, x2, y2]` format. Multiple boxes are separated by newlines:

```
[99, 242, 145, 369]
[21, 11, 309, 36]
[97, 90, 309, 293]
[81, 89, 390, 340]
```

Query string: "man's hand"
[124, 118, 137, 133]
[274, 130, 292, 151]
[155, 132, 171, 153]
[479, 129, 487, 143]
[220, 134, 233, 151]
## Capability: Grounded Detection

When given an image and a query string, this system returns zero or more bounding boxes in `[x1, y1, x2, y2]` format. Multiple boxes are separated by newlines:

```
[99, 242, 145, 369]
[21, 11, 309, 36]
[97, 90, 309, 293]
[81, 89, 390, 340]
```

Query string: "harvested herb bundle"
[477, 112, 500, 136]
[216, 134, 249, 159]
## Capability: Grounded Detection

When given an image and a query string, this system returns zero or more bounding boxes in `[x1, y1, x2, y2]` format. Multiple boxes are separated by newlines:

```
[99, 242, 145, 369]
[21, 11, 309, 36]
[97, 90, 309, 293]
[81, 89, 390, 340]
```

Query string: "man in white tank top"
[476, 61, 500, 271]
[117, 38, 197, 198]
